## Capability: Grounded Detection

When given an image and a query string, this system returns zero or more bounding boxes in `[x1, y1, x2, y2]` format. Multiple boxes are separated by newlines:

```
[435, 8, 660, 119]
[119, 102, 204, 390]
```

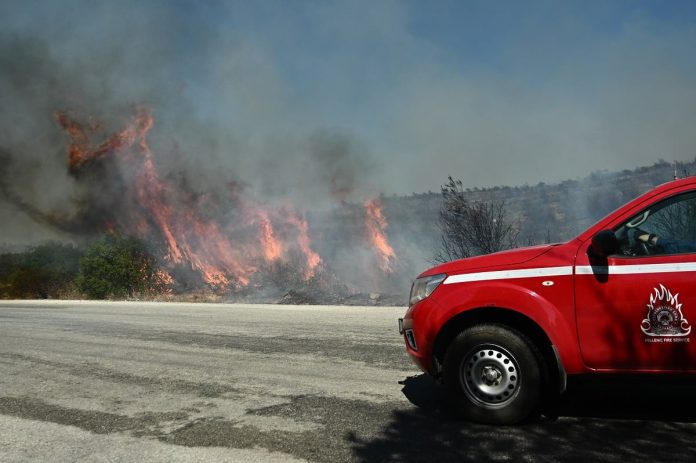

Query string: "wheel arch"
[432, 307, 565, 393]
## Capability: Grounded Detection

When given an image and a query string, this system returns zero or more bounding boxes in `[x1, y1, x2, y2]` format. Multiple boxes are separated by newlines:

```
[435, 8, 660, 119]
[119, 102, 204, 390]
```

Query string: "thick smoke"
[0, 3, 403, 294]
[0, 5, 377, 226]
[2, 1, 696, 292]
[307, 131, 375, 203]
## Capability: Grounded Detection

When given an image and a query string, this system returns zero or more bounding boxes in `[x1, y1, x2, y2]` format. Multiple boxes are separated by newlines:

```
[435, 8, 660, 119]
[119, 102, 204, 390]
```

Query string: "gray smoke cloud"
[0, 1, 401, 294]
[0, 1, 380, 247]
[1, 1, 695, 291]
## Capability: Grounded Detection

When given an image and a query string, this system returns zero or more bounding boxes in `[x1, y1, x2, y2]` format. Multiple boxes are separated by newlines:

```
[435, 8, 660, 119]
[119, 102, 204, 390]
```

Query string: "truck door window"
[615, 191, 696, 256]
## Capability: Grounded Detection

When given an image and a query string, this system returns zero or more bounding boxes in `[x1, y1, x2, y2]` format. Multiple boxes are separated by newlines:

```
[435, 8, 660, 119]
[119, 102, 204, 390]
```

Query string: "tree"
[0, 242, 81, 298]
[434, 176, 519, 263]
[77, 234, 161, 299]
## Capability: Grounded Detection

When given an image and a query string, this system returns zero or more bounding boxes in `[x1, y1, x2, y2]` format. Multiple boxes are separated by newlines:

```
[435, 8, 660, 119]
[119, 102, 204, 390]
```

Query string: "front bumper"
[399, 303, 434, 374]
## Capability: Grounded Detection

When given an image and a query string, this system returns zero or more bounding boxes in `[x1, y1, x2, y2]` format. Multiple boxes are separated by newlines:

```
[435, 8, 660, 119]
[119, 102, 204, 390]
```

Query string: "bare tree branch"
[434, 176, 519, 263]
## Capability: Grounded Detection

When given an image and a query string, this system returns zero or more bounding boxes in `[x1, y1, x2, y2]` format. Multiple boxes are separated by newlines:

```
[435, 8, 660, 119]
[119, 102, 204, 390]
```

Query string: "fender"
[428, 280, 585, 374]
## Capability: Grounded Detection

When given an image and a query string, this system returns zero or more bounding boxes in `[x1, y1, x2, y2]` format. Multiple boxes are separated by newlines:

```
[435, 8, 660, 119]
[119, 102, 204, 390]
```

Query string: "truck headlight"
[409, 273, 446, 306]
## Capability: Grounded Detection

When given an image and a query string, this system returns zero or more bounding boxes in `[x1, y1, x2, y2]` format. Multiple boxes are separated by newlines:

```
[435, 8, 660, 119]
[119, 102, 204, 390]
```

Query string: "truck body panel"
[403, 177, 696, 382]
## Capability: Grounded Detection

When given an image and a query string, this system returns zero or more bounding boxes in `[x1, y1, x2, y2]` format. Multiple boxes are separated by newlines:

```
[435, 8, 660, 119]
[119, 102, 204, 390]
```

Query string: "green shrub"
[77, 234, 160, 299]
[0, 242, 81, 298]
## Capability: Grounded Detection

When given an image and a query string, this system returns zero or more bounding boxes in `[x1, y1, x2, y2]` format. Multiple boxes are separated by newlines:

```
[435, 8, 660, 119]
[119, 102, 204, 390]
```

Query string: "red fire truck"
[399, 177, 696, 424]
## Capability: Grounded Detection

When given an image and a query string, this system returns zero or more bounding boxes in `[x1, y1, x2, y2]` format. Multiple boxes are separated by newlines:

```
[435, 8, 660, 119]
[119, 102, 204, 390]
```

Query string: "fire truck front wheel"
[442, 323, 546, 425]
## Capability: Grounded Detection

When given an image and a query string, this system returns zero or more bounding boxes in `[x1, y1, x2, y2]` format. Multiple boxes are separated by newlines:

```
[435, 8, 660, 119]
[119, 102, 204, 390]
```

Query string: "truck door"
[575, 191, 696, 371]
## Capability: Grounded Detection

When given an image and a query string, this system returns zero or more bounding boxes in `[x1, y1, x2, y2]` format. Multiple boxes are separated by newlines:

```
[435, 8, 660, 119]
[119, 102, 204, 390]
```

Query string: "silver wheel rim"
[461, 344, 520, 409]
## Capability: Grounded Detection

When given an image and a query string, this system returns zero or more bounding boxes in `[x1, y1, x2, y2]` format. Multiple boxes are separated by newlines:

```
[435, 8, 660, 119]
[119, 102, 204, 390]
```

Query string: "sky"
[1, 0, 696, 205]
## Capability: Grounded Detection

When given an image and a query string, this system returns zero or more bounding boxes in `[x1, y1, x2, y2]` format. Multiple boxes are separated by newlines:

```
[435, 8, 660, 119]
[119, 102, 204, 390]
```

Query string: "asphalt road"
[2, 301, 696, 463]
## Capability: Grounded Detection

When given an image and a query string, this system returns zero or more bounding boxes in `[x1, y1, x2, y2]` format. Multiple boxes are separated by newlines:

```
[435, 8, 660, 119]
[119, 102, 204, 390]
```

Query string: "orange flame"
[154, 269, 174, 292]
[57, 108, 257, 288]
[55, 108, 335, 290]
[364, 198, 396, 273]
[284, 210, 322, 280]
[257, 211, 283, 263]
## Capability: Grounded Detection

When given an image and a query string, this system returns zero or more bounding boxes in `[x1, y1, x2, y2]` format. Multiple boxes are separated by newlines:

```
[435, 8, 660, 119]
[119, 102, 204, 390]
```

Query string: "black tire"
[442, 323, 547, 425]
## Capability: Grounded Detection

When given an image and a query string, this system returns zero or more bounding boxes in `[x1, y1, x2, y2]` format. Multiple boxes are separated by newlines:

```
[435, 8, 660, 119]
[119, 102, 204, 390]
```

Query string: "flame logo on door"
[641, 284, 691, 337]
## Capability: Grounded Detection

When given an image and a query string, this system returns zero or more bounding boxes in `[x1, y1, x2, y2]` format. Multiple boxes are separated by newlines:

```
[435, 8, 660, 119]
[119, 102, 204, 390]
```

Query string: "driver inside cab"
[634, 229, 696, 255]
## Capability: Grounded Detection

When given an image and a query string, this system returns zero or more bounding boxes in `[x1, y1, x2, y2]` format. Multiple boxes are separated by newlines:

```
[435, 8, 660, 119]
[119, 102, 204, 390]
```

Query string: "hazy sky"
[2, 0, 696, 199]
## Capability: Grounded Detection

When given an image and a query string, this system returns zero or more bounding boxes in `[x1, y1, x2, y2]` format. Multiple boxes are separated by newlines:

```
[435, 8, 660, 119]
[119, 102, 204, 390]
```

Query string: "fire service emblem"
[641, 284, 691, 338]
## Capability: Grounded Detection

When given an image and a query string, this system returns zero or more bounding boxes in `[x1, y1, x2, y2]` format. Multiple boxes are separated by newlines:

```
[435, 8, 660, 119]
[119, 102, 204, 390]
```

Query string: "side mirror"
[591, 230, 617, 257]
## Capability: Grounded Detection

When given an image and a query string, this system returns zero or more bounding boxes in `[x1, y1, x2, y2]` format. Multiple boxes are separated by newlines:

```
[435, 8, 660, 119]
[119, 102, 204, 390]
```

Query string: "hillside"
[2, 159, 694, 302]
[383, 159, 696, 253]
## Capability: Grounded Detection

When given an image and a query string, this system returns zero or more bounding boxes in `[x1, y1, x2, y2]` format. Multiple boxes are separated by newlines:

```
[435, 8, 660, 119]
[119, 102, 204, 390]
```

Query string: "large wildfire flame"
[364, 198, 396, 273]
[55, 107, 327, 289]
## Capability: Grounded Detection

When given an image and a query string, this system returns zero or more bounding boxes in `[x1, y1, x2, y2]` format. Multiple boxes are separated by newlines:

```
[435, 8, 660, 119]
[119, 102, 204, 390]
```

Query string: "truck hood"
[420, 244, 560, 278]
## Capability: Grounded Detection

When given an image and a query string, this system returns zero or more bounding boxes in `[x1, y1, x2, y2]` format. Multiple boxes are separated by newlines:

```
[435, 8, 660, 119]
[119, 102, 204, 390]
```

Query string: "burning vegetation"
[11, 107, 402, 299]
[364, 198, 397, 273]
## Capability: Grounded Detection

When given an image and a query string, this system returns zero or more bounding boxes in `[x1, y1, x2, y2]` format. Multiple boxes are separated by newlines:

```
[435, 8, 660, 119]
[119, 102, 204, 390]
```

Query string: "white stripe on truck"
[443, 266, 573, 284]
[443, 262, 696, 285]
